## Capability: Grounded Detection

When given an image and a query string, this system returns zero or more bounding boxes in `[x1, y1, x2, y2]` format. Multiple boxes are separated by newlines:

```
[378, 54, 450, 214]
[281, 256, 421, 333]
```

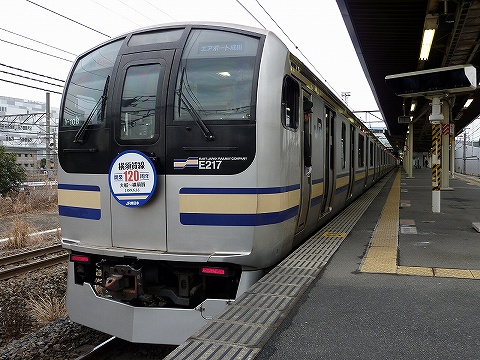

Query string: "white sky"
[0, 0, 383, 126]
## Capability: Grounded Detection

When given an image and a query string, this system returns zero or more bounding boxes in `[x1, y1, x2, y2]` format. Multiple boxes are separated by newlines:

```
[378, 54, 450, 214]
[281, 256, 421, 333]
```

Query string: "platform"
[166, 167, 480, 359]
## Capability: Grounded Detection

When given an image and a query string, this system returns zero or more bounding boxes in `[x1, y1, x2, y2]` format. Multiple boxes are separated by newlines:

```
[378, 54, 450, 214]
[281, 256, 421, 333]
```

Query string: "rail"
[0, 244, 68, 280]
[75, 337, 127, 360]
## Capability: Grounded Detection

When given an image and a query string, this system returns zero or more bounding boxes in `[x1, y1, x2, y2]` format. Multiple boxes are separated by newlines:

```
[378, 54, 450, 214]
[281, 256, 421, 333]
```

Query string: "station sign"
[385, 65, 477, 97]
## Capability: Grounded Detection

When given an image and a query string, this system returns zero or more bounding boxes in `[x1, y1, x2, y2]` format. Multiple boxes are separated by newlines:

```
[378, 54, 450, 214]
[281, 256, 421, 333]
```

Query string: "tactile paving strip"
[359, 169, 400, 274]
[360, 169, 480, 280]
[165, 173, 392, 360]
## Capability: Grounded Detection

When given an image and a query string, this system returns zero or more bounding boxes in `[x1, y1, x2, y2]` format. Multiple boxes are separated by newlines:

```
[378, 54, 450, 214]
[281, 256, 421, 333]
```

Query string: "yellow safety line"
[359, 168, 480, 280]
[359, 168, 400, 274]
[454, 173, 480, 187]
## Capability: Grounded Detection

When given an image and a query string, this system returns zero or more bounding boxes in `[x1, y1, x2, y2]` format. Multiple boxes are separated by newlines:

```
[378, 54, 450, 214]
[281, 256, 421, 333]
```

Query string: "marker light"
[71, 254, 90, 263]
[201, 267, 227, 276]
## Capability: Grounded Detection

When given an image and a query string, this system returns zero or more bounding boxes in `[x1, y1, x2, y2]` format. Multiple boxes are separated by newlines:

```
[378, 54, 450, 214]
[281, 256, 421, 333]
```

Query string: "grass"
[0, 184, 65, 340]
[28, 295, 68, 326]
[0, 185, 58, 217]
[4, 219, 31, 249]
[1, 184, 59, 250]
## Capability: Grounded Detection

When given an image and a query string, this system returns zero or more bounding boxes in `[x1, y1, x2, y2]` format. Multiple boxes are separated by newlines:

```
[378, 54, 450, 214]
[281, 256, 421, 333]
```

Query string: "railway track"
[75, 336, 176, 360]
[0, 244, 68, 280]
[75, 337, 122, 360]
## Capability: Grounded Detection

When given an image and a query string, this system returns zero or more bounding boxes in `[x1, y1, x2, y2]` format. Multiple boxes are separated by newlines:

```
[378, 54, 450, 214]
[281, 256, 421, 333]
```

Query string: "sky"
[0, 0, 384, 127]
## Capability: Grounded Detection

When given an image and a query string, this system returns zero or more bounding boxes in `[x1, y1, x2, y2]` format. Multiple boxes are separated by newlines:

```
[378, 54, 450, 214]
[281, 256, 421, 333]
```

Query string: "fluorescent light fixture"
[410, 102, 416, 112]
[217, 71, 231, 77]
[464, 98, 473, 108]
[419, 29, 435, 60]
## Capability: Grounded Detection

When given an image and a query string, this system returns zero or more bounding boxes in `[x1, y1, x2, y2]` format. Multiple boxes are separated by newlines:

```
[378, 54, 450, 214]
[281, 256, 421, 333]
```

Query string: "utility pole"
[341, 92, 351, 105]
[46, 92, 50, 169]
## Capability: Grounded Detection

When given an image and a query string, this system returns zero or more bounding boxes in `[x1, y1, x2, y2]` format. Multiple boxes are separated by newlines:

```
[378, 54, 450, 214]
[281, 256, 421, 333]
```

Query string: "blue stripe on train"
[180, 206, 299, 226]
[58, 205, 101, 220]
[179, 184, 300, 195]
[58, 184, 100, 192]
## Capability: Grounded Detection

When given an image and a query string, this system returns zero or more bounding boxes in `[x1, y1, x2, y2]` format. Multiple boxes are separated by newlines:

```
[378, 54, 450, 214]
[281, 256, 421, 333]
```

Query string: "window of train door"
[369, 140, 375, 180]
[321, 106, 335, 215]
[348, 124, 355, 198]
[296, 93, 312, 232]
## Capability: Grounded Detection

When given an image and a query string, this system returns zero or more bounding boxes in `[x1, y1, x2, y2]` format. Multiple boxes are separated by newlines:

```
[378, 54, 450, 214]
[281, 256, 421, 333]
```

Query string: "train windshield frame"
[174, 29, 260, 124]
[61, 39, 124, 129]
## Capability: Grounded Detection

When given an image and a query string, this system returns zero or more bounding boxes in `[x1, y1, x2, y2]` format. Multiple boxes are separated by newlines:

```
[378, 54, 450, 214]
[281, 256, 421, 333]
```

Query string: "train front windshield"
[59, 27, 261, 176]
[174, 29, 259, 122]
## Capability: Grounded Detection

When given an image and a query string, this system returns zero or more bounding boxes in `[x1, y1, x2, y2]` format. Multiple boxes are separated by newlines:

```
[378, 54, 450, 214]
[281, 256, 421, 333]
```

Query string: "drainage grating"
[165, 172, 393, 360]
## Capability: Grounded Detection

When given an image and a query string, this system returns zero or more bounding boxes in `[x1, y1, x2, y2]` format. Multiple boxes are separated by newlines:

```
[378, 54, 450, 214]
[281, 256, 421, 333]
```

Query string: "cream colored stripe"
[180, 190, 300, 214]
[312, 182, 324, 198]
[355, 172, 365, 181]
[336, 175, 349, 189]
[58, 189, 101, 209]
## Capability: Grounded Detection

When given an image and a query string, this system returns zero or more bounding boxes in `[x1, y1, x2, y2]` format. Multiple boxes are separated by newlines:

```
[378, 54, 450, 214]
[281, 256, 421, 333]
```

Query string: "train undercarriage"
[71, 252, 242, 309]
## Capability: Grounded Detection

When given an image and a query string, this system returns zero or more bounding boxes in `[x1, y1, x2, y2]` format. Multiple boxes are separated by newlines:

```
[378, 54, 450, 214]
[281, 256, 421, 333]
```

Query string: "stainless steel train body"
[58, 22, 395, 345]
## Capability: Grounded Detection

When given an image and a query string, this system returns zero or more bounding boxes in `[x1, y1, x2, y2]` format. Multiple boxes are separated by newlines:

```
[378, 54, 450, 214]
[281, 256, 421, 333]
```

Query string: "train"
[58, 22, 396, 345]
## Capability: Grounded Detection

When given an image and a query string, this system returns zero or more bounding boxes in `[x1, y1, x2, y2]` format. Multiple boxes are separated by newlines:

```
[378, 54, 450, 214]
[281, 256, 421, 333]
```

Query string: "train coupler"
[103, 264, 144, 301]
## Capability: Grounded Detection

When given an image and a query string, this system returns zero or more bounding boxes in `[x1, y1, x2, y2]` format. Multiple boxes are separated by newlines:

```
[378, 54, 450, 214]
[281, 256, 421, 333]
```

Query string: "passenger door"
[321, 106, 335, 215]
[109, 51, 173, 251]
[296, 93, 312, 232]
[347, 124, 355, 198]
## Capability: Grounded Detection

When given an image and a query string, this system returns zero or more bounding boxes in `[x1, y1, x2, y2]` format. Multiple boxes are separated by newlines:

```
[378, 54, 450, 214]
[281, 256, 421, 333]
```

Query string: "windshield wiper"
[73, 75, 110, 144]
[177, 67, 214, 141]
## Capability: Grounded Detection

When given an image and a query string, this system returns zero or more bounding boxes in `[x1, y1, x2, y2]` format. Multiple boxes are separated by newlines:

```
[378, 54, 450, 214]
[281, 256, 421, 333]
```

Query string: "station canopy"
[337, 0, 480, 154]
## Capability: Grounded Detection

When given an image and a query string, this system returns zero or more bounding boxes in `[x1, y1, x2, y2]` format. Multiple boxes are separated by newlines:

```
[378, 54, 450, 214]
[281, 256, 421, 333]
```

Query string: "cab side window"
[282, 76, 299, 129]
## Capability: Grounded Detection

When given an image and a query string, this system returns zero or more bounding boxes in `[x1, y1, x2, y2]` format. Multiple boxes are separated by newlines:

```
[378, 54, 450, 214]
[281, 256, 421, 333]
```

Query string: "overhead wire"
[4, 0, 179, 98]
[0, 27, 77, 57]
[252, 0, 329, 85]
[235, 0, 267, 29]
[0, 38, 73, 63]
[5, 0, 177, 98]
[116, 0, 158, 25]
[0, 78, 62, 94]
[143, 0, 177, 22]
[250, 0, 361, 117]
[90, 0, 143, 27]
[25, 0, 111, 38]
[0, 63, 65, 83]
[0, 70, 63, 88]
[237, 0, 385, 126]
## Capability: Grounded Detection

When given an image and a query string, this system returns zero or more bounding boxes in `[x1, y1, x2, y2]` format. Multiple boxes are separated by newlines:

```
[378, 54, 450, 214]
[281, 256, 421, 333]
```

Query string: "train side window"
[358, 133, 365, 167]
[120, 64, 160, 140]
[282, 76, 299, 129]
[341, 122, 346, 169]
[369, 141, 374, 167]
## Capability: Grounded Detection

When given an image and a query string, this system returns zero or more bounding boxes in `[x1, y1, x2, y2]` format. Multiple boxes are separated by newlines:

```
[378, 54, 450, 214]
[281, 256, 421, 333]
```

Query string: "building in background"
[0, 95, 59, 181]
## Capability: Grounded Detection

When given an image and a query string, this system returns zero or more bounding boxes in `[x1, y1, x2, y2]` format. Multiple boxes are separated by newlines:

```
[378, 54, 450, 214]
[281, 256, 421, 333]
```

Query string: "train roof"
[109, 21, 272, 43]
